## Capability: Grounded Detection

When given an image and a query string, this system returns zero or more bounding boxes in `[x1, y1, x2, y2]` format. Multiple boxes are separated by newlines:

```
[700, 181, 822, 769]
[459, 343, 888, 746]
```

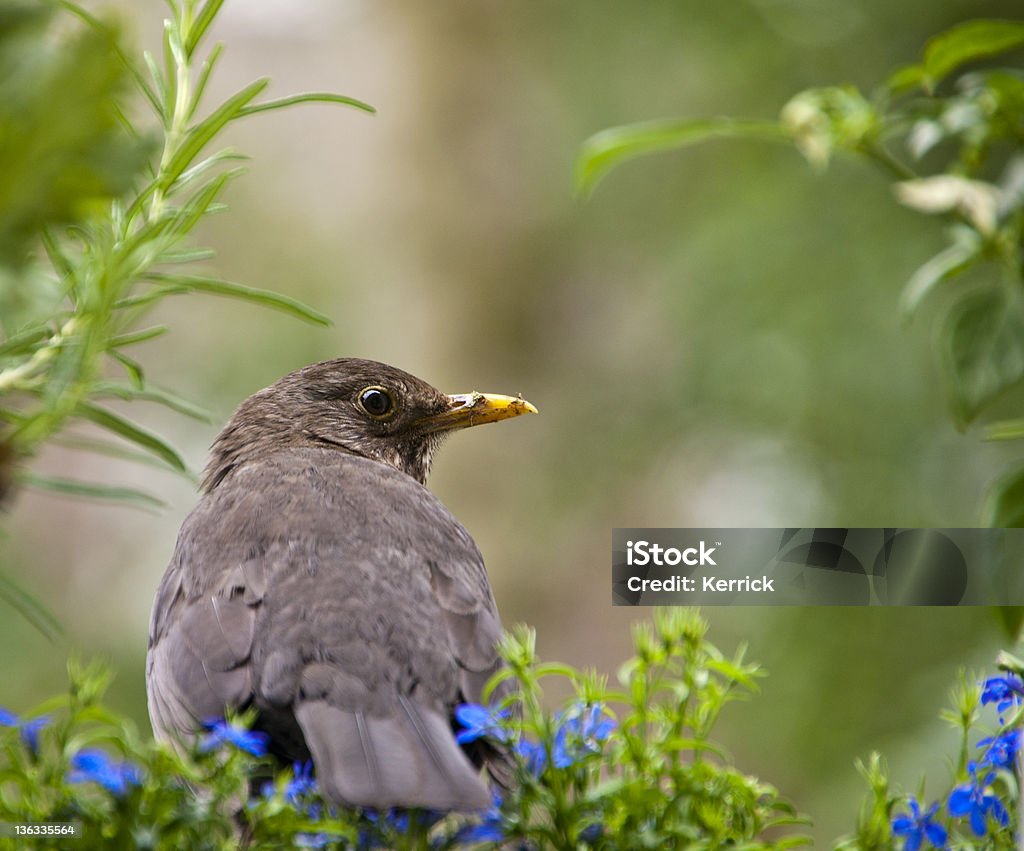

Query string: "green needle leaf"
[108, 326, 168, 348]
[18, 471, 165, 511]
[185, 0, 226, 58]
[0, 568, 63, 643]
[76, 401, 188, 472]
[145, 273, 332, 325]
[237, 91, 377, 118]
[162, 78, 269, 188]
[93, 380, 213, 422]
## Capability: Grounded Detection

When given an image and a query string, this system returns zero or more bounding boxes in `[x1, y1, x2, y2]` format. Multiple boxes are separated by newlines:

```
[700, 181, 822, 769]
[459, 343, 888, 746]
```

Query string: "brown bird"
[146, 358, 536, 810]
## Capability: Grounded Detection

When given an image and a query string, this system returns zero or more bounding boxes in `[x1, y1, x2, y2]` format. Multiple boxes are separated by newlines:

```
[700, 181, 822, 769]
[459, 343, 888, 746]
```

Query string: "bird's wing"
[147, 555, 266, 748]
[147, 449, 505, 810]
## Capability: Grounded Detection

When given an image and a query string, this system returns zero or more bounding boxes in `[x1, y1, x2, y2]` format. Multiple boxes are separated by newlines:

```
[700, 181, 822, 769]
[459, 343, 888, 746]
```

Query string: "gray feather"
[147, 447, 511, 809]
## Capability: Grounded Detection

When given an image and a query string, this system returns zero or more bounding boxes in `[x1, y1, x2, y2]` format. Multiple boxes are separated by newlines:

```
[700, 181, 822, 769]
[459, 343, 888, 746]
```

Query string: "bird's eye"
[358, 386, 394, 419]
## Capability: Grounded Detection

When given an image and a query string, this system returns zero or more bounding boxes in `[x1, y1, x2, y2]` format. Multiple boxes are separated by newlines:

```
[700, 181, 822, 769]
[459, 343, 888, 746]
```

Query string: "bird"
[146, 357, 536, 811]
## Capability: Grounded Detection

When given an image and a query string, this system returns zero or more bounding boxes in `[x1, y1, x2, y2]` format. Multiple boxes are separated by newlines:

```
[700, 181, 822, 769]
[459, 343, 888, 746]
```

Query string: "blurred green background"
[2, 0, 1023, 844]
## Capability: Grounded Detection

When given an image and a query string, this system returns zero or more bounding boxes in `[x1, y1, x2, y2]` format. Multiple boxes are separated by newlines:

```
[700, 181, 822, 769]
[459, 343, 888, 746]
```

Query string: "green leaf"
[50, 434, 195, 475]
[142, 49, 168, 116]
[0, 325, 50, 360]
[109, 349, 144, 388]
[236, 91, 376, 118]
[185, 0, 225, 58]
[162, 78, 269, 187]
[899, 232, 982, 316]
[192, 41, 225, 121]
[170, 149, 248, 196]
[983, 464, 1024, 527]
[0, 568, 63, 643]
[76, 401, 188, 471]
[39, 228, 74, 281]
[18, 471, 164, 510]
[165, 169, 242, 238]
[154, 247, 217, 265]
[922, 20, 1024, 88]
[705, 657, 760, 690]
[113, 284, 188, 313]
[145, 273, 332, 325]
[945, 287, 1024, 425]
[983, 418, 1024, 441]
[55, 0, 163, 117]
[535, 662, 578, 680]
[884, 64, 925, 94]
[108, 325, 168, 347]
[93, 380, 213, 422]
[994, 607, 1024, 641]
[576, 118, 786, 197]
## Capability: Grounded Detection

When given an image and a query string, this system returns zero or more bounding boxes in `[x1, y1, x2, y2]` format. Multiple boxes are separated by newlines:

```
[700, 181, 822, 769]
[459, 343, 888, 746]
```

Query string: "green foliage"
[577, 18, 1024, 529]
[837, 663, 1022, 851]
[0, 659, 358, 850]
[485, 608, 809, 848]
[0, 0, 373, 505]
[0, 611, 808, 849]
[0, 0, 372, 635]
[0, 2, 149, 276]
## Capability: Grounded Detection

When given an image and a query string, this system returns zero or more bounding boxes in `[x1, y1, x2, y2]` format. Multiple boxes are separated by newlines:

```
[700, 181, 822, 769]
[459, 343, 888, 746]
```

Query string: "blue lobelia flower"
[891, 798, 947, 851]
[19, 716, 48, 752]
[285, 760, 318, 804]
[552, 703, 616, 768]
[454, 703, 512, 745]
[67, 748, 142, 797]
[516, 738, 547, 776]
[948, 769, 1009, 837]
[358, 806, 442, 848]
[199, 718, 269, 756]
[0, 708, 49, 752]
[980, 675, 1024, 721]
[454, 791, 505, 844]
[976, 728, 1021, 770]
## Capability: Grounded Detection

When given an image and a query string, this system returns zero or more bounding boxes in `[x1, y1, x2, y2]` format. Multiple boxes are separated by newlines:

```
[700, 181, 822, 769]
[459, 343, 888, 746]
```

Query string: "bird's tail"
[294, 691, 490, 811]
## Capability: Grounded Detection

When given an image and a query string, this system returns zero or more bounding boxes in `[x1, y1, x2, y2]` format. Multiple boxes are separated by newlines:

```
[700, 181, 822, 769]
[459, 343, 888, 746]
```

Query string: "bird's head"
[202, 358, 537, 489]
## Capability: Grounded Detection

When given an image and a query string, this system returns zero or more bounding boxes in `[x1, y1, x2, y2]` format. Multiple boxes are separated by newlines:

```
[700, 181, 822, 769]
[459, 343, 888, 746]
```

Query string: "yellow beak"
[421, 392, 538, 433]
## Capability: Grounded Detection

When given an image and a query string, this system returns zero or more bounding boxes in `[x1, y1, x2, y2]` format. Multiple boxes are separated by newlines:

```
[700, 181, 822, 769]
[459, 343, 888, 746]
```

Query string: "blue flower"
[0, 708, 49, 752]
[455, 792, 505, 843]
[980, 675, 1024, 720]
[285, 760, 318, 804]
[358, 807, 442, 847]
[19, 716, 48, 752]
[455, 703, 512, 745]
[892, 798, 947, 851]
[977, 728, 1021, 770]
[577, 704, 616, 745]
[200, 719, 269, 756]
[516, 738, 547, 775]
[259, 761, 320, 811]
[552, 703, 616, 768]
[67, 748, 142, 796]
[948, 770, 1009, 837]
